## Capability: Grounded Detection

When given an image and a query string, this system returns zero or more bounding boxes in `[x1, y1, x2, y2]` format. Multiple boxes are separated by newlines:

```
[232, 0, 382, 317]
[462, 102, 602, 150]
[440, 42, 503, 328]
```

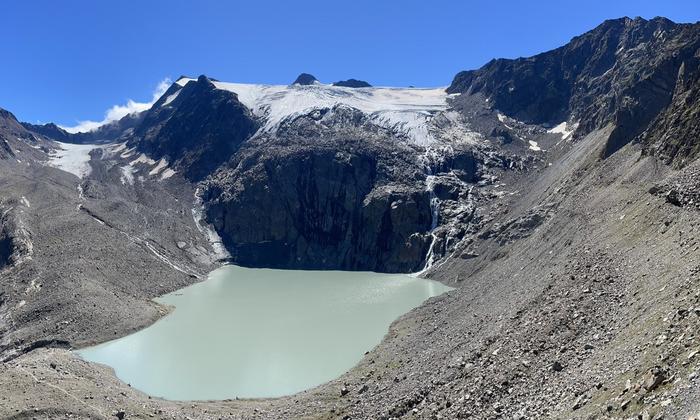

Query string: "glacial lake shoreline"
[76, 265, 453, 401]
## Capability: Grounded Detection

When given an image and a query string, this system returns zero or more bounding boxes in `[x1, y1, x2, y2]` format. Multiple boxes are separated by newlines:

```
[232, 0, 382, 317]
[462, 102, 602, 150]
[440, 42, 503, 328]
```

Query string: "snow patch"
[162, 91, 180, 106]
[497, 112, 516, 130]
[47, 142, 100, 178]
[111, 142, 127, 153]
[130, 153, 157, 166]
[120, 165, 136, 185]
[148, 158, 168, 176]
[120, 147, 136, 159]
[112, 143, 127, 153]
[547, 121, 577, 140]
[20, 196, 30, 208]
[143, 241, 192, 276]
[160, 168, 176, 180]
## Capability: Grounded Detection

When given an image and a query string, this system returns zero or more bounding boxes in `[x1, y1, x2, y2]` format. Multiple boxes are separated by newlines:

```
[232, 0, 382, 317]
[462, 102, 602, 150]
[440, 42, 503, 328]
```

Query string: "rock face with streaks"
[201, 106, 484, 272]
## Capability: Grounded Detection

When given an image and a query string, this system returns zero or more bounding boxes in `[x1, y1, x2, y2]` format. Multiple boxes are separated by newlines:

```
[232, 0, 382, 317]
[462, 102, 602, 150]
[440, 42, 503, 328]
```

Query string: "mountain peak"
[292, 73, 318, 85]
[332, 79, 372, 88]
[0, 107, 19, 123]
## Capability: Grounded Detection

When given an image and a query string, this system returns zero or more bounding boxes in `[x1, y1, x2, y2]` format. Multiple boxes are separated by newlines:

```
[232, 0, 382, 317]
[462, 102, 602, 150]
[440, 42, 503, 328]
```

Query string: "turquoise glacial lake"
[78, 265, 452, 400]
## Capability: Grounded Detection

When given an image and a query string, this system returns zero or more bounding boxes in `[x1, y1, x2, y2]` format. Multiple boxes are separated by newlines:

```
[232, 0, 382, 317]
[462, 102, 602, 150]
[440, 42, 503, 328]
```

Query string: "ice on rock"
[177, 77, 449, 145]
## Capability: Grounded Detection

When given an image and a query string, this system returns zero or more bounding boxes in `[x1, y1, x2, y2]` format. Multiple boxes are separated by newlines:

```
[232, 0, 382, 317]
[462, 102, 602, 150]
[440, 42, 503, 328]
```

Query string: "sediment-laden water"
[78, 265, 452, 400]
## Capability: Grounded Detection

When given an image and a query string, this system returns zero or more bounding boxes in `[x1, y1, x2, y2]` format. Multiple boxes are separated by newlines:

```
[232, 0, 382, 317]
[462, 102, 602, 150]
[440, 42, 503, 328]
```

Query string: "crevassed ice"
[176, 78, 449, 145]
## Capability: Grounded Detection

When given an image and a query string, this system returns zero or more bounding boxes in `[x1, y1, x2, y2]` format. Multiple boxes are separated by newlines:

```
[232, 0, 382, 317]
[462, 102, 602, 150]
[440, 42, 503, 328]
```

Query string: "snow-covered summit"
[175, 77, 450, 145]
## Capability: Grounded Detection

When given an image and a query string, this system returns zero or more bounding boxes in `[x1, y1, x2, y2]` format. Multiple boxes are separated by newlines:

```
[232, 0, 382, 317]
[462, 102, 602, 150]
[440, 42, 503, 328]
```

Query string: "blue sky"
[1, 0, 698, 129]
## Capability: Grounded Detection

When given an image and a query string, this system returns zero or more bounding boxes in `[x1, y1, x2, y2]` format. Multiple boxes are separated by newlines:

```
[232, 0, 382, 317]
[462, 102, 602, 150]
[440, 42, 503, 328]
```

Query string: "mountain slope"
[448, 17, 700, 160]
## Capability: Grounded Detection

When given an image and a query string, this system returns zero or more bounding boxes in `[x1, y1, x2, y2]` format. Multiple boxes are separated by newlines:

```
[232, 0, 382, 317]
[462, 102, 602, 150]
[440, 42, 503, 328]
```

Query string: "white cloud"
[60, 78, 171, 134]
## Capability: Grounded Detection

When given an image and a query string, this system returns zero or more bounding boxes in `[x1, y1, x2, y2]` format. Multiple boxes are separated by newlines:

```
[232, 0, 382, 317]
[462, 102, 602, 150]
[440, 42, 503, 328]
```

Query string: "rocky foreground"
[1, 16, 699, 420]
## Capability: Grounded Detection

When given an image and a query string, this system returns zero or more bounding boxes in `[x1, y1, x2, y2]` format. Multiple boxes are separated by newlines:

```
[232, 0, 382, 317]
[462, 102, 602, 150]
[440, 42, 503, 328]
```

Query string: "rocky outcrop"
[292, 73, 318, 85]
[127, 75, 259, 180]
[205, 148, 432, 272]
[448, 17, 700, 161]
[0, 207, 32, 270]
[640, 55, 700, 166]
[333, 79, 372, 88]
[649, 160, 700, 210]
[23, 112, 144, 144]
[0, 138, 13, 159]
[0, 108, 37, 159]
[0, 229, 12, 269]
[21, 122, 73, 143]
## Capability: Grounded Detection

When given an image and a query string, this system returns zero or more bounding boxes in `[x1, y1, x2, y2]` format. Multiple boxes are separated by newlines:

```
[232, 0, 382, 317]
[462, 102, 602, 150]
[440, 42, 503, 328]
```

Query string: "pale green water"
[78, 265, 452, 401]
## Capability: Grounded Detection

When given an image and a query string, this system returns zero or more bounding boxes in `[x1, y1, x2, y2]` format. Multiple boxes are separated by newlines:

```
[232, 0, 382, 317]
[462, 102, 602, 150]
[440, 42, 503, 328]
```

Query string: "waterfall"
[423, 174, 440, 271]
[192, 188, 231, 261]
[427, 176, 439, 231]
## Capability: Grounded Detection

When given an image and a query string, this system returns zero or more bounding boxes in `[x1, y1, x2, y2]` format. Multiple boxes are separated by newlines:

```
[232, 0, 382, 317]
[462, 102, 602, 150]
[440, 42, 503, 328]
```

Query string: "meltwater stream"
[78, 265, 452, 401]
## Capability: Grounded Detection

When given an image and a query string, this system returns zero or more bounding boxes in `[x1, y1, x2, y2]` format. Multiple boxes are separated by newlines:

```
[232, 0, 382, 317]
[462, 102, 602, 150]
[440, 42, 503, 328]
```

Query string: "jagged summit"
[0, 107, 18, 121]
[292, 73, 318, 85]
[332, 79, 372, 88]
[448, 15, 700, 161]
[21, 121, 72, 142]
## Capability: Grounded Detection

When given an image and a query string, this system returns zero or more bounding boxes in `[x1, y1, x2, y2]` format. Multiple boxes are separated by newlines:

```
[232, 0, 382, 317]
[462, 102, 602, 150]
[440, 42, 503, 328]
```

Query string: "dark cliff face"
[205, 147, 432, 272]
[640, 56, 700, 166]
[201, 107, 474, 272]
[292, 73, 318, 85]
[129, 76, 259, 181]
[448, 17, 700, 161]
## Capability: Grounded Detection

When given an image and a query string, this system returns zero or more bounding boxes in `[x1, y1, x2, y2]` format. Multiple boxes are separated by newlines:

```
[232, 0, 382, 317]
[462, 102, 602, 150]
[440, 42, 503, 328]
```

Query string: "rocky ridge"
[448, 17, 700, 161]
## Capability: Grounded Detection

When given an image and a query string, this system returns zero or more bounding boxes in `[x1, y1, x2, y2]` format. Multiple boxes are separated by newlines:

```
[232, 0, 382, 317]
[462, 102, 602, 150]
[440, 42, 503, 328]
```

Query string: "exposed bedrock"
[0, 210, 32, 271]
[0, 229, 12, 269]
[199, 104, 485, 272]
[204, 148, 437, 272]
[129, 75, 259, 181]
